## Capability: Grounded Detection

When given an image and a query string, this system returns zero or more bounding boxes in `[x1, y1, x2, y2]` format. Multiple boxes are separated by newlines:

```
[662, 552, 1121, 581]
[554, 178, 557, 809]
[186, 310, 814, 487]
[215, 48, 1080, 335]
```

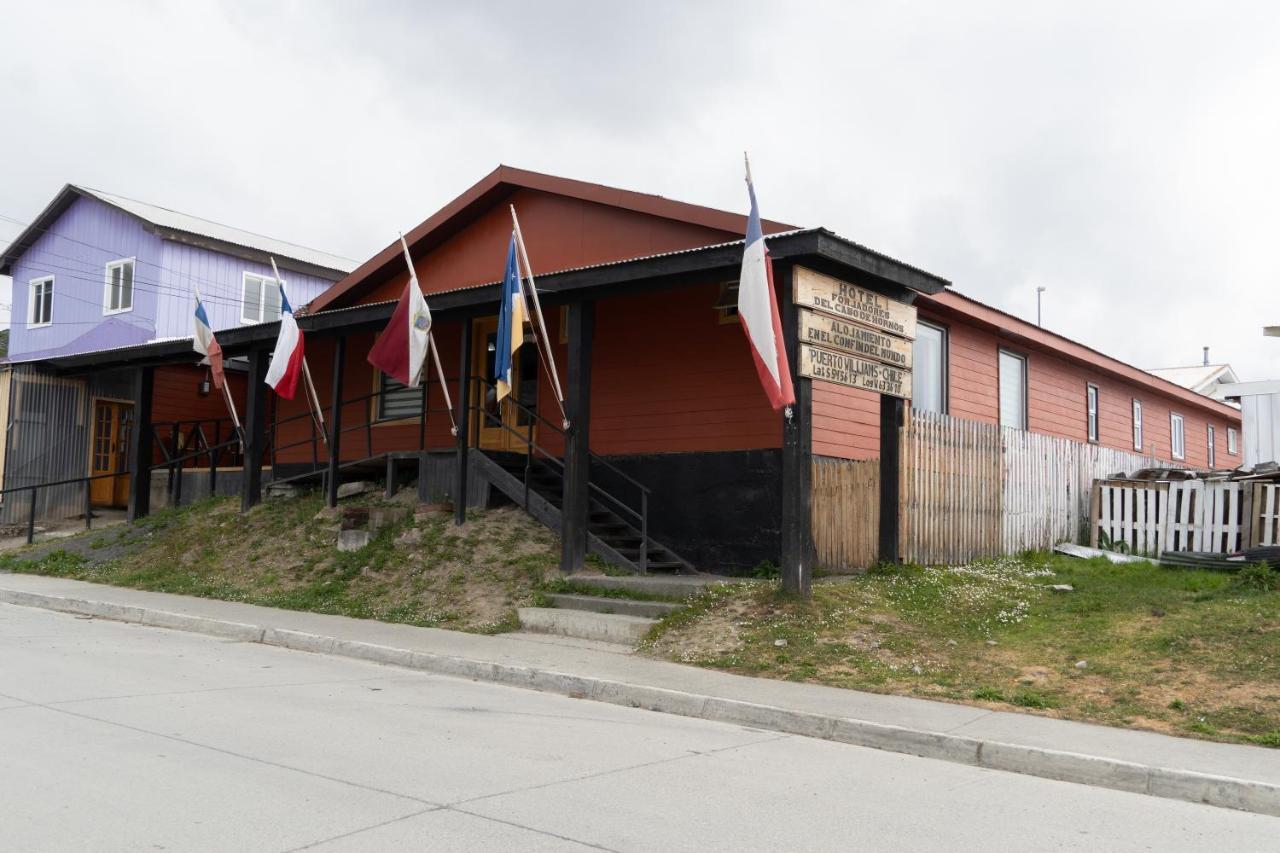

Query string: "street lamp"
[1036, 286, 1047, 327]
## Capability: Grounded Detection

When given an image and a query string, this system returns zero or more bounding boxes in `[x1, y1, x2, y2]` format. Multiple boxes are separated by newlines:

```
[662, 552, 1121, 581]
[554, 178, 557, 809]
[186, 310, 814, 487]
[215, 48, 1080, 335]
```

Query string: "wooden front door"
[90, 400, 134, 507]
[472, 317, 538, 453]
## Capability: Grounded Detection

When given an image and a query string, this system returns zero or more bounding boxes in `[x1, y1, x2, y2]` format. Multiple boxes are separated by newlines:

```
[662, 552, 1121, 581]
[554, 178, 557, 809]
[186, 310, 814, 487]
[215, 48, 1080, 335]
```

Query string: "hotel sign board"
[798, 310, 912, 370]
[792, 267, 917, 340]
[798, 344, 912, 399]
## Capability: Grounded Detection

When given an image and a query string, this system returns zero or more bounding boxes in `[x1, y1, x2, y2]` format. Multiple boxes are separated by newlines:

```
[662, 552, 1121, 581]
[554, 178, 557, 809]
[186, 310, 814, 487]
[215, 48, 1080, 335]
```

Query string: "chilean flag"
[368, 235, 432, 387]
[738, 161, 795, 411]
[265, 287, 305, 399]
[192, 291, 227, 390]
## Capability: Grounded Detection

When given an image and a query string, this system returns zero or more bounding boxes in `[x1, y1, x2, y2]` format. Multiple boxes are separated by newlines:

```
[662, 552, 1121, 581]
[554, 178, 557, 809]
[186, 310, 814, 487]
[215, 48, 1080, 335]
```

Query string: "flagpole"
[509, 205, 569, 429]
[195, 285, 243, 437]
[428, 334, 458, 436]
[269, 257, 328, 445]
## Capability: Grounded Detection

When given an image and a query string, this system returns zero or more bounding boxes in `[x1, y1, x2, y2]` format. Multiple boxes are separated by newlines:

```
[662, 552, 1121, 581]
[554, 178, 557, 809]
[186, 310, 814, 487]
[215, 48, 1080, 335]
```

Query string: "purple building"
[0, 185, 354, 523]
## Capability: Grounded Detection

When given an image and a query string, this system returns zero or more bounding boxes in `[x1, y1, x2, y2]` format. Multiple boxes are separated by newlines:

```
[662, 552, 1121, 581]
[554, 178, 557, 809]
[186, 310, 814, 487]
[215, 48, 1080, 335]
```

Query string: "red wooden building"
[42, 167, 1242, 578]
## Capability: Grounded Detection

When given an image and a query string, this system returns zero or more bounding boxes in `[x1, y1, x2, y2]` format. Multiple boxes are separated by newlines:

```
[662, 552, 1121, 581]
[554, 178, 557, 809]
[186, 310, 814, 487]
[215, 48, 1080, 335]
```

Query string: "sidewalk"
[1, 571, 1277, 818]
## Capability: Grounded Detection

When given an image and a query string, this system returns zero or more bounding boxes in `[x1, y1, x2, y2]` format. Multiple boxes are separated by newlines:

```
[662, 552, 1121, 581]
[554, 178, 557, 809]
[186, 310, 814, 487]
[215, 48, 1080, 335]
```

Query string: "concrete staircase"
[516, 573, 738, 646]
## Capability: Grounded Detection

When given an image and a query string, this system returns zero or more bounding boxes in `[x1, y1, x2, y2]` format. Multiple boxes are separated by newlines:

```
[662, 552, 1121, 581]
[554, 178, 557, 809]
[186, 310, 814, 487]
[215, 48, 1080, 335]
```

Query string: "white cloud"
[1, 0, 1278, 376]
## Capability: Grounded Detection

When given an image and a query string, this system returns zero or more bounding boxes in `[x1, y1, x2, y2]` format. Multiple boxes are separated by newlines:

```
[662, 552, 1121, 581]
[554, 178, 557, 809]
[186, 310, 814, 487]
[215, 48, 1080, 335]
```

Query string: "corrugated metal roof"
[74, 186, 358, 274]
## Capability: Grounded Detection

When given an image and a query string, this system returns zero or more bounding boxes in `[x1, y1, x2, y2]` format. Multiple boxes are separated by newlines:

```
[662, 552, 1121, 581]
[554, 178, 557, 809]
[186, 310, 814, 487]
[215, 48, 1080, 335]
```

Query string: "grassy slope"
[0, 491, 560, 633]
[644, 554, 1280, 748]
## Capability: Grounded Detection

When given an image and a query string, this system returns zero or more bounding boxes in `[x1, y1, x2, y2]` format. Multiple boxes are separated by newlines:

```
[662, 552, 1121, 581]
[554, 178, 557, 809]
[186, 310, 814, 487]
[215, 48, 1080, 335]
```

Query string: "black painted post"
[454, 321, 472, 525]
[878, 396, 905, 564]
[777, 265, 813, 597]
[561, 301, 595, 573]
[127, 366, 155, 523]
[240, 350, 268, 512]
[385, 454, 396, 499]
[326, 337, 347, 508]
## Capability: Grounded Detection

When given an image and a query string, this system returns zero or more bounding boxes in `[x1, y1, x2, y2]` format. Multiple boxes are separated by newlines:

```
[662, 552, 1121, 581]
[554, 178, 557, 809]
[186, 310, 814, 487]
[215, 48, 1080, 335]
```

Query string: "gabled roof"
[1148, 364, 1241, 396]
[306, 165, 798, 313]
[0, 184, 357, 278]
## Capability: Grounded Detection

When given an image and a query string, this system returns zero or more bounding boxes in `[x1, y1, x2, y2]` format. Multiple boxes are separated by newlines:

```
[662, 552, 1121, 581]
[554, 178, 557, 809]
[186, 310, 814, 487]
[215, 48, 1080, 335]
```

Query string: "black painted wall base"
[590, 449, 783, 575]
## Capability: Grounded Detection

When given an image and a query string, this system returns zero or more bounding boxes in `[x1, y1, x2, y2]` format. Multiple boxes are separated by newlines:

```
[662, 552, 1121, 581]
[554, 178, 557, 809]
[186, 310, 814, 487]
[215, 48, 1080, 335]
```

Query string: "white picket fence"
[1254, 483, 1280, 547]
[1092, 480, 1244, 556]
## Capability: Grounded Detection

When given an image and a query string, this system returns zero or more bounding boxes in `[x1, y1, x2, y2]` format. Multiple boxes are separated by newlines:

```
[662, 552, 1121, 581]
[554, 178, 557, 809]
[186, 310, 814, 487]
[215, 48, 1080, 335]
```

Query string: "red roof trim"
[306, 165, 796, 313]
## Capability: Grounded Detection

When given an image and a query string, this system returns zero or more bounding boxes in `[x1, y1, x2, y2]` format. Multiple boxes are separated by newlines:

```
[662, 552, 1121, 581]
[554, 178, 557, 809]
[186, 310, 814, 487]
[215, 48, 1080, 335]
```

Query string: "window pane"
[911, 323, 945, 413]
[378, 374, 423, 420]
[243, 275, 261, 322]
[998, 351, 1026, 430]
[121, 261, 133, 309]
[1087, 386, 1099, 441]
[109, 266, 121, 310]
[263, 280, 282, 322]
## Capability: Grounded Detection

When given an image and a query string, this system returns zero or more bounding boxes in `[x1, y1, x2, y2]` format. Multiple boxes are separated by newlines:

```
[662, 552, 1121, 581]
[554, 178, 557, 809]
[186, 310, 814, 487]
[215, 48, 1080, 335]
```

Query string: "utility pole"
[1036, 286, 1047, 327]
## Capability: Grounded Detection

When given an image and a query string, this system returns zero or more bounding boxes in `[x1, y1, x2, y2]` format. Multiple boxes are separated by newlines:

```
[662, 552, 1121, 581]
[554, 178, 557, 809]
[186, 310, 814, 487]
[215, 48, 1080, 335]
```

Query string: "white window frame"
[28, 275, 53, 328]
[1132, 399, 1143, 451]
[1207, 424, 1216, 468]
[1170, 412, 1185, 461]
[911, 320, 948, 414]
[241, 271, 284, 324]
[1228, 427, 1239, 456]
[997, 348, 1028, 431]
[102, 257, 135, 315]
[1086, 383, 1099, 443]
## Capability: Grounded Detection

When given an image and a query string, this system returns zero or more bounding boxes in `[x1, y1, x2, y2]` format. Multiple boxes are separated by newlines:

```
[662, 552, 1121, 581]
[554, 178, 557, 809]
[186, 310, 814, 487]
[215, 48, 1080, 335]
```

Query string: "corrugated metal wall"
[0, 365, 136, 525]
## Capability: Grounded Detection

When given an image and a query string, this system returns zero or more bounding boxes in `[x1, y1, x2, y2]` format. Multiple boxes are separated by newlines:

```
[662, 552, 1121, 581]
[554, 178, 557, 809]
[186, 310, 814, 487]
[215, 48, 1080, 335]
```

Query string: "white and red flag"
[738, 158, 795, 411]
[192, 290, 227, 390]
[368, 235, 432, 387]
[264, 286, 305, 399]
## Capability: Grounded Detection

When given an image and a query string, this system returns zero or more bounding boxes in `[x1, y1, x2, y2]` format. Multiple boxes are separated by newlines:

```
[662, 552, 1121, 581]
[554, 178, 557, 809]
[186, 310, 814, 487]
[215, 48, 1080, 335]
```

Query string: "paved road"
[1, 603, 1276, 852]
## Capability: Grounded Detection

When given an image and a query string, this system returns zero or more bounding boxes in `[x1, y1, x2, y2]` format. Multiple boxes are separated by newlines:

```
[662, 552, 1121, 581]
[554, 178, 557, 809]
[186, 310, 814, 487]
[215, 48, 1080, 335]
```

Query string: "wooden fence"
[811, 457, 878, 572]
[811, 410, 1163, 570]
[1254, 483, 1280, 547]
[1093, 479, 1276, 556]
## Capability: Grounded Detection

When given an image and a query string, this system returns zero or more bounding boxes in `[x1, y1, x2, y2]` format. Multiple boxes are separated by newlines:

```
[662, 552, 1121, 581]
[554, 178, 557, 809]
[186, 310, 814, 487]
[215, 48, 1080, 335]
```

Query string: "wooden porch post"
[878, 396, 905, 564]
[240, 348, 269, 512]
[560, 300, 595, 573]
[777, 264, 813, 596]
[127, 365, 155, 523]
[326, 336, 346, 509]
[454, 321, 472, 525]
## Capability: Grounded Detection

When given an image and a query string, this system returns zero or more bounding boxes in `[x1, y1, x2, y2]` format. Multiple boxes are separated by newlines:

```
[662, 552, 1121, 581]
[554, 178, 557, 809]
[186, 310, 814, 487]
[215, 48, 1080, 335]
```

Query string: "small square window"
[1228, 427, 1239, 456]
[104, 259, 134, 314]
[377, 372, 424, 421]
[715, 281, 739, 324]
[29, 276, 53, 327]
[242, 272, 284, 324]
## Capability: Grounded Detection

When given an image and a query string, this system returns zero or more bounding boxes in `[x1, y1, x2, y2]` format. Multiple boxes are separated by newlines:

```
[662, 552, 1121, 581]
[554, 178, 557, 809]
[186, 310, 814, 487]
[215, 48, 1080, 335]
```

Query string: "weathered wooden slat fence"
[1091, 479, 1245, 555]
[1253, 483, 1280, 547]
[811, 457, 879, 572]
[811, 410, 1163, 571]
[899, 412, 1002, 566]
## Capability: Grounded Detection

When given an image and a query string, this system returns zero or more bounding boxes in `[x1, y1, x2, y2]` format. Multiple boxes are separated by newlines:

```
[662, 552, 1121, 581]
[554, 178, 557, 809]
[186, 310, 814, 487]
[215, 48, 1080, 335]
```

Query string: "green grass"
[0, 492, 560, 633]
[644, 552, 1280, 747]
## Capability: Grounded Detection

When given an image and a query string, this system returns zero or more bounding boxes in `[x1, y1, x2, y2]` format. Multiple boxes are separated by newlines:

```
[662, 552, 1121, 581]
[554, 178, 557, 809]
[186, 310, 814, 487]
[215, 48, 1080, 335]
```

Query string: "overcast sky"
[2, 1, 1278, 377]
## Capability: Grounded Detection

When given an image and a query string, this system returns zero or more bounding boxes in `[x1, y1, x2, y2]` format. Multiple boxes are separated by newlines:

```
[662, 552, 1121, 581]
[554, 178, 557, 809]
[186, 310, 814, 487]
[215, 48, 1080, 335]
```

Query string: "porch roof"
[35, 227, 950, 374]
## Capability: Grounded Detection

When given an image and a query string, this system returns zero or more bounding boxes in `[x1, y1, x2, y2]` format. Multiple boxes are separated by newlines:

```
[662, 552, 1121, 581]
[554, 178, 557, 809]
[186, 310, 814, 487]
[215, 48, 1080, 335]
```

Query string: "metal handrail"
[469, 375, 651, 495]
[467, 375, 654, 571]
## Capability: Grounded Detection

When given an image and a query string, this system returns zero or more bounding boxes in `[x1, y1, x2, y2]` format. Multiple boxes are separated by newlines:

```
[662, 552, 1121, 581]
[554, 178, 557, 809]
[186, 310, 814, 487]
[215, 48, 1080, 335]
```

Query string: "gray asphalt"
[1, 602, 1276, 852]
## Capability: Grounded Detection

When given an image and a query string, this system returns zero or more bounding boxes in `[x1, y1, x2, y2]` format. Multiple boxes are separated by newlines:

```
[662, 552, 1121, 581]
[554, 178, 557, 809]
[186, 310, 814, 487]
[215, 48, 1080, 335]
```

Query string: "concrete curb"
[4, 586, 1278, 818]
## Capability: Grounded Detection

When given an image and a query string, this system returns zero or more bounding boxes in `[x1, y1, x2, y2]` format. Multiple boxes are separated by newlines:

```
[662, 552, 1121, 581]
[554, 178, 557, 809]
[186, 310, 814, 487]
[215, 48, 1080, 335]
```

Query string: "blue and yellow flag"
[495, 232, 527, 401]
